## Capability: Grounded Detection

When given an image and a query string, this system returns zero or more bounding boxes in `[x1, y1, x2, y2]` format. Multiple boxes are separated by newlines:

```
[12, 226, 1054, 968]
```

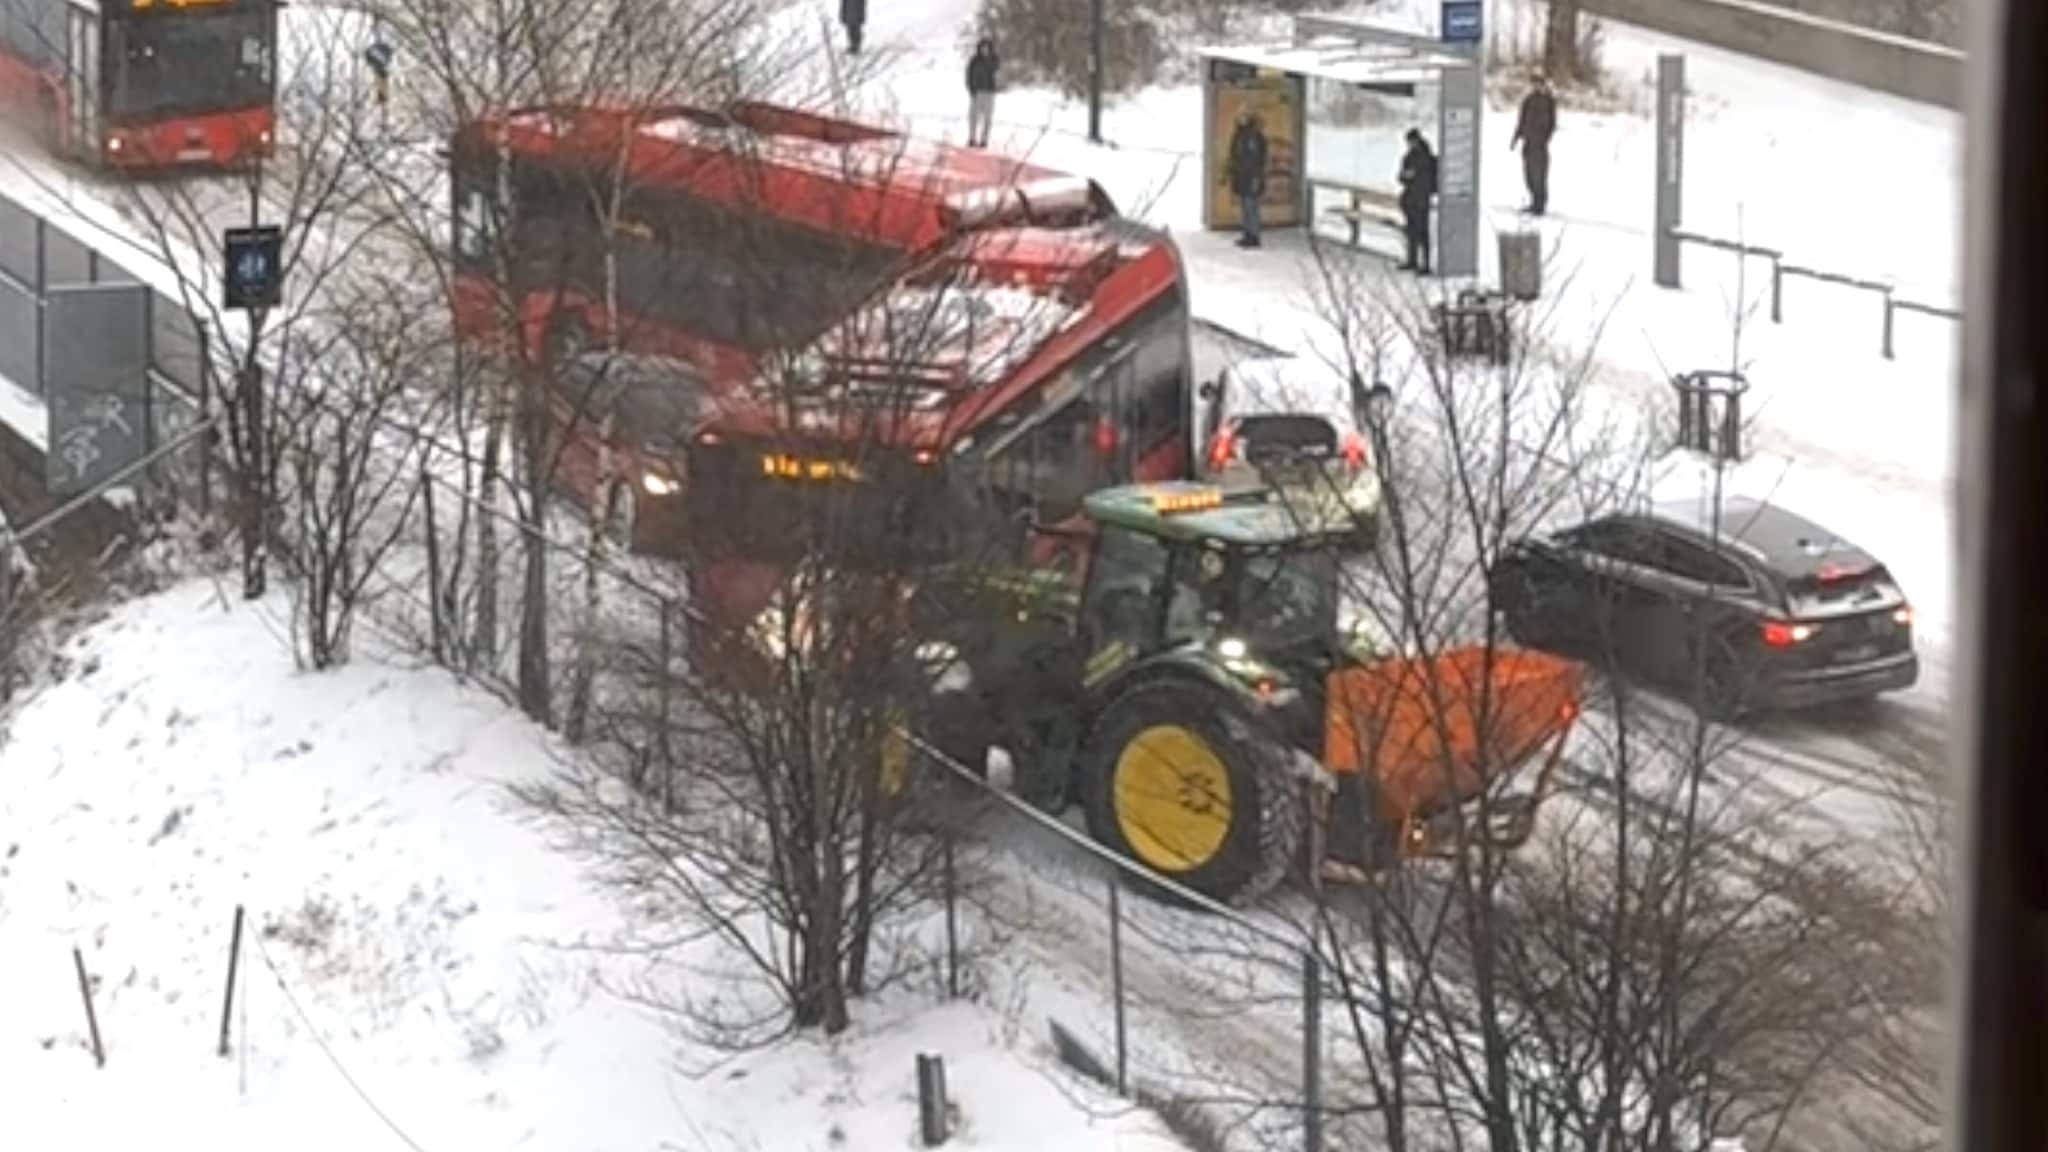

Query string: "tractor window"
[1081, 525, 1169, 658]
[1233, 548, 1339, 651]
[1164, 543, 1232, 646]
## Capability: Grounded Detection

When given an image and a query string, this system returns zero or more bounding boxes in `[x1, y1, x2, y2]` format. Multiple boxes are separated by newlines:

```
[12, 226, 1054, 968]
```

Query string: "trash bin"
[1499, 229, 1542, 301]
[1434, 290, 1513, 366]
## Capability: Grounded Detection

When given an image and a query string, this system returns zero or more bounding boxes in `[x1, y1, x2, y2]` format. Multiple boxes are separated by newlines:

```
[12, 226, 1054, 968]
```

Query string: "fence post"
[73, 946, 104, 1068]
[1108, 874, 1127, 1096]
[1769, 257, 1784, 323]
[422, 459, 443, 660]
[943, 837, 960, 1000]
[197, 320, 212, 519]
[218, 904, 245, 1057]
[32, 218, 44, 394]
[657, 599, 675, 810]
[1303, 947, 1324, 1152]
[1882, 291, 1898, 360]
[916, 1053, 951, 1146]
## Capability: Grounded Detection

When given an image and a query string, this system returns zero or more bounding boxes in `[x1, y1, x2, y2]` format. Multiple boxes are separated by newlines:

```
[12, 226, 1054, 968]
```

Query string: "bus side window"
[454, 186, 493, 264]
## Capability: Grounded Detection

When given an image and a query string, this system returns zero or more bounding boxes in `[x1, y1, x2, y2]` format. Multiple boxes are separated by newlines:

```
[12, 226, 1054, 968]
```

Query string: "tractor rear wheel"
[1079, 680, 1301, 906]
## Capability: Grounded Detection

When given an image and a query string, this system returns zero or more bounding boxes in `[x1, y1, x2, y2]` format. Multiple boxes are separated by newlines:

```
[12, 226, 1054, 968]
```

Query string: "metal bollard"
[916, 1053, 950, 1146]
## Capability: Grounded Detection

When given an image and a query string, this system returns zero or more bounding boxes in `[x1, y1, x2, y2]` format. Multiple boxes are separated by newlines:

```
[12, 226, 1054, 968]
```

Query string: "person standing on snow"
[840, 0, 866, 55]
[966, 39, 1000, 148]
[1511, 74, 1557, 216]
[1397, 128, 1438, 274]
[1224, 108, 1270, 249]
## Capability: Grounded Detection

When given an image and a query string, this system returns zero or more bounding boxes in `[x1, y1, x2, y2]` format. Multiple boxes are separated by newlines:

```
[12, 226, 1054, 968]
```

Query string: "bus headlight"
[641, 472, 679, 497]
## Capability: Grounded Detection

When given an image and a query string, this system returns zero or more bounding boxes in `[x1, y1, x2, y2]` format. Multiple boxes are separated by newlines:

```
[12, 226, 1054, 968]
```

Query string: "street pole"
[240, 159, 267, 600]
[1087, 0, 1104, 143]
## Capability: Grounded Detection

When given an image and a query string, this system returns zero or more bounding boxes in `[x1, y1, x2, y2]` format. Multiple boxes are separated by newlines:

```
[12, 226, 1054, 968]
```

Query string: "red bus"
[446, 100, 1194, 640]
[0, 0, 276, 169]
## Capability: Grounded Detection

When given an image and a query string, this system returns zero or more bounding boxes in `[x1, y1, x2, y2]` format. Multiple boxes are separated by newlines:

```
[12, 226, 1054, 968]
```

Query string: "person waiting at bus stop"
[1397, 128, 1438, 275]
[1225, 108, 1270, 249]
[1512, 74, 1557, 216]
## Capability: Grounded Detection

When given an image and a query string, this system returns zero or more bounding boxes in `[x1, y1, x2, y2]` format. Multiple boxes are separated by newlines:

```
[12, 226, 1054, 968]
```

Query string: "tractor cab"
[1071, 481, 1354, 726]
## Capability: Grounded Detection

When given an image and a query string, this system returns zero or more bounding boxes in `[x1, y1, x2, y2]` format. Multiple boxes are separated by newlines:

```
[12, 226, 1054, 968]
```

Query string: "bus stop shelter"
[1197, 14, 1483, 277]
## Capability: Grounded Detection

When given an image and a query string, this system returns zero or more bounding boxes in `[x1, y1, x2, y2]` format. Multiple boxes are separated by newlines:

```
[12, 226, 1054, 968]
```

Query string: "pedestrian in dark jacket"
[840, 0, 865, 55]
[1397, 129, 1438, 273]
[1224, 109, 1269, 249]
[966, 39, 999, 147]
[1512, 74, 1557, 215]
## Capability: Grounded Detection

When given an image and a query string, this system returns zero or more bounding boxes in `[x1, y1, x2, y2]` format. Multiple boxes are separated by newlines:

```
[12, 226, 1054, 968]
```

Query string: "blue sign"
[222, 225, 284, 311]
[1442, 0, 1483, 43]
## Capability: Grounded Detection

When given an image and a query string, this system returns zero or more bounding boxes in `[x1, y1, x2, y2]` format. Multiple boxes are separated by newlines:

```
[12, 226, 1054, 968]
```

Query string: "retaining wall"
[1576, 0, 1964, 110]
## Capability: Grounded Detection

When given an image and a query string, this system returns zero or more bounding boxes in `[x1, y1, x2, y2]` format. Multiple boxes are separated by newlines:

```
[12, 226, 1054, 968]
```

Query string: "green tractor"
[919, 479, 1587, 904]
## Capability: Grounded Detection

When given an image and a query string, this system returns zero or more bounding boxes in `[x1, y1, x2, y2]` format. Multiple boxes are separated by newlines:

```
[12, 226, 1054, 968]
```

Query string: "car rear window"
[1785, 562, 1901, 609]
[1236, 414, 1339, 461]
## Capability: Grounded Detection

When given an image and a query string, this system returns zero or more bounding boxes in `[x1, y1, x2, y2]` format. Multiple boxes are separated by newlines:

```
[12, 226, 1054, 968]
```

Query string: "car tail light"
[1892, 605, 1913, 627]
[1206, 425, 1238, 471]
[1341, 431, 1368, 471]
[1761, 620, 1817, 647]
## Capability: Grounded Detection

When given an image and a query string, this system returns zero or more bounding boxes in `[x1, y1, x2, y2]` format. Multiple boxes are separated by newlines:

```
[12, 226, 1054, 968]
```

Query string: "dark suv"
[1490, 497, 1918, 717]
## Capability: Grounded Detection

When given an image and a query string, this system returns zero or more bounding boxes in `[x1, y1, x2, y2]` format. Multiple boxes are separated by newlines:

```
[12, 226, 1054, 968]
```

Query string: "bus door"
[67, 3, 98, 159]
[1088, 343, 1139, 485]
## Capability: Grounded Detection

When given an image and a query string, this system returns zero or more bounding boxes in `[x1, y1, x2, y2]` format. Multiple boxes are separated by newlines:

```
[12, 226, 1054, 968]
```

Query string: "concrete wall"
[0, 418, 134, 576]
[1575, 0, 1964, 110]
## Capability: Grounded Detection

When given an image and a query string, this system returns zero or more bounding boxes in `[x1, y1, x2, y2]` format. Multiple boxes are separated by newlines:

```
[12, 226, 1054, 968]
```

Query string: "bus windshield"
[685, 438, 959, 569]
[106, 9, 273, 122]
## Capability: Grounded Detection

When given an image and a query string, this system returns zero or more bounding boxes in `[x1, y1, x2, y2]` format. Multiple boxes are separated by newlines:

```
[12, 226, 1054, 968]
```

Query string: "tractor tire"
[1079, 679, 1302, 906]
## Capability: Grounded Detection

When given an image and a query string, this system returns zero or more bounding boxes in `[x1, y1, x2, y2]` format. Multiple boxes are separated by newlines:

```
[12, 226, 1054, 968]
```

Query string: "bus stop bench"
[1314, 182, 1406, 247]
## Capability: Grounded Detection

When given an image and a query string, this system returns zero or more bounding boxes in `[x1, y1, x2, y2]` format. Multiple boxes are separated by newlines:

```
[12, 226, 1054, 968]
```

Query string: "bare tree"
[273, 265, 437, 669]
[515, 119, 1081, 1036]
[1224, 245, 1940, 1152]
[0, 7, 431, 667]
[362, 0, 855, 726]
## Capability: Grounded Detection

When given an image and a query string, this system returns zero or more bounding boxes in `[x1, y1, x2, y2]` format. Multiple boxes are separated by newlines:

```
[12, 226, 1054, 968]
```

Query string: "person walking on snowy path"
[1512, 75, 1557, 216]
[1224, 108, 1269, 249]
[966, 39, 999, 147]
[1397, 128, 1438, 274]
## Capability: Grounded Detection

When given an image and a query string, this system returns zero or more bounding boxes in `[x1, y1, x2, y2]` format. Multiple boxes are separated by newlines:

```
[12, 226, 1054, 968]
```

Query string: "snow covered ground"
[0, 579, 1188, 1152]
[0, 3, 1961, 1143]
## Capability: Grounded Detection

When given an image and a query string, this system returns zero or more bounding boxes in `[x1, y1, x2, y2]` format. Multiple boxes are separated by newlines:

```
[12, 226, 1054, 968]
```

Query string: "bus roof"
[459, 100, 1093, 253]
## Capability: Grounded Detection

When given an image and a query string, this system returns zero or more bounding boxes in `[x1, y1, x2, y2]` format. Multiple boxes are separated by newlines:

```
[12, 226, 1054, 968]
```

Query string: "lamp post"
[1087, 0, 1104, 143]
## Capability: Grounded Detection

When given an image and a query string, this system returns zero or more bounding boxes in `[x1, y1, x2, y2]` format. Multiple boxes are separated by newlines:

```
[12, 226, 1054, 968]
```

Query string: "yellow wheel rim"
[879, 710, 911, 799]
[1113, 724, 1234, 873]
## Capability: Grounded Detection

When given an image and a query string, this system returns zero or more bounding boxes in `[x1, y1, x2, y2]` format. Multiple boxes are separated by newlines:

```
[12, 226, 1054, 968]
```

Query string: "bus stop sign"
[1442, 0, 1483, 43]
[223, 225, 283, 311]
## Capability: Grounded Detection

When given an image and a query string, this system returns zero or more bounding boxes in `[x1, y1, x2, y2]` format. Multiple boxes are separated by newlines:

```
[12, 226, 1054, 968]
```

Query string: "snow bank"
[0, 580, 1188, 1152]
